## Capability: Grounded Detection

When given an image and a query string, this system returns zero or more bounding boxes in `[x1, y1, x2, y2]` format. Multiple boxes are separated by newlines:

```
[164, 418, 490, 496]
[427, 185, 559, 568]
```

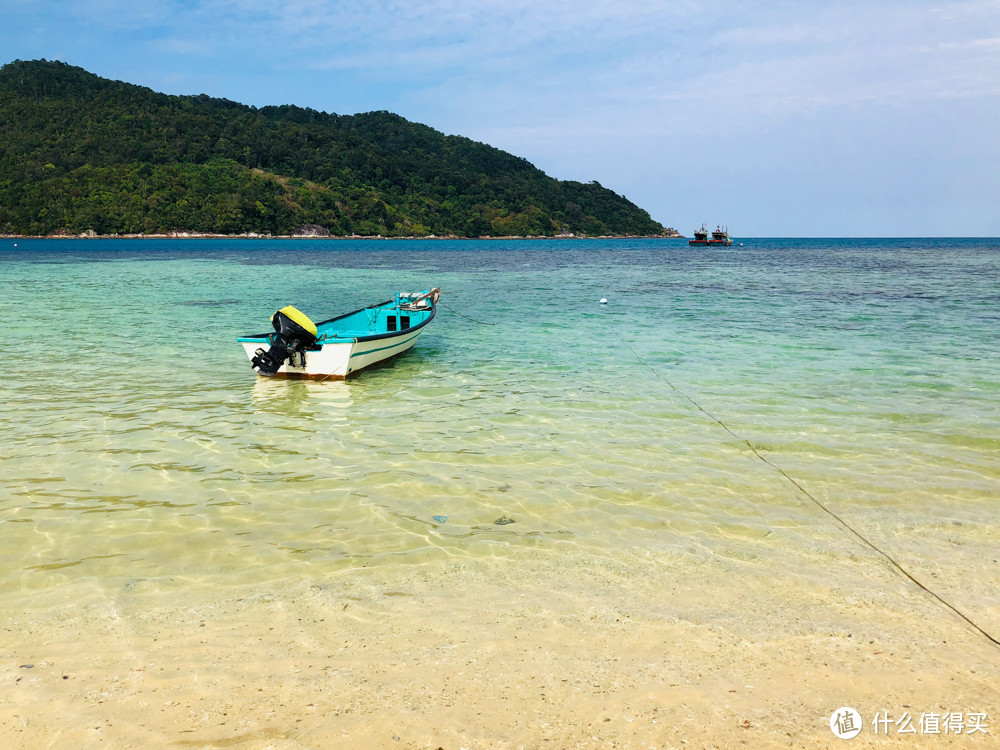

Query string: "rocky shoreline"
[3, 228, 685, 241]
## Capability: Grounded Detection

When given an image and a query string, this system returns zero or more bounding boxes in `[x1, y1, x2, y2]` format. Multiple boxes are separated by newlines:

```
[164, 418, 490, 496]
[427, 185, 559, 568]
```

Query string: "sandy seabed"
[2, 543, 998, 750]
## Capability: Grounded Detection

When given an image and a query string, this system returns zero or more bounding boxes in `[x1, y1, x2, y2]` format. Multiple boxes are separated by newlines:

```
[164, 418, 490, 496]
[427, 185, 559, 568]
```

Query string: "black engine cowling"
[251, 306, 317, 376]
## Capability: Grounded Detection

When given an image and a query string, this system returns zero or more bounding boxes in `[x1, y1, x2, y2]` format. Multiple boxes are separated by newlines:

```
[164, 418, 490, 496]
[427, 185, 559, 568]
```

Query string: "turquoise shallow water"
[1, 237, 998, 626]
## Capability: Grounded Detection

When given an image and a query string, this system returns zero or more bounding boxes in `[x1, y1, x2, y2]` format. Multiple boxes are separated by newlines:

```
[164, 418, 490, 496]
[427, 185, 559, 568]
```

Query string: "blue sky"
[4, 0, 999, 236]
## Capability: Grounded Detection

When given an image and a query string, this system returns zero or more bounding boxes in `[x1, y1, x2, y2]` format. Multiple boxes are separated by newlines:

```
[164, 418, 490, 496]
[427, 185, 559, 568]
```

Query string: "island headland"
[0, 60, 680, 240]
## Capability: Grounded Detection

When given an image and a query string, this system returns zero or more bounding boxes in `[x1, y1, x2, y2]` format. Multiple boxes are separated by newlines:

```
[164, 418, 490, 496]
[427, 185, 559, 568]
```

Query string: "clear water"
[1, 237, 998, 629]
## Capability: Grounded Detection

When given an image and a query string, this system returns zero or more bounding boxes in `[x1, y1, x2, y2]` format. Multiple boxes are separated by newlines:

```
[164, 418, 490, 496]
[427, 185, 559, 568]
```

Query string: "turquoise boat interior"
[237, 290, 438, 347]
[314, 294, 436, 342]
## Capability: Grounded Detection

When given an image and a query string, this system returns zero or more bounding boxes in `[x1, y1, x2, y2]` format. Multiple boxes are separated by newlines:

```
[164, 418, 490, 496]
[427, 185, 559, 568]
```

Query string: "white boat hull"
[239, 289, 439, 379]
[240, 328, 426, 380]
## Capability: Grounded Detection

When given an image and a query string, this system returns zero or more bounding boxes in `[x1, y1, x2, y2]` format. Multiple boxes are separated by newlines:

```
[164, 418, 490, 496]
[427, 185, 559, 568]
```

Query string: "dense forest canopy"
[0, 59, 671, 238]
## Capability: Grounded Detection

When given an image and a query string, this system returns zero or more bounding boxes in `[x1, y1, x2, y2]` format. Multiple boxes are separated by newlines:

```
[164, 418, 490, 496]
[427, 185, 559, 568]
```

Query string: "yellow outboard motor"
[251, 306, 318, 376]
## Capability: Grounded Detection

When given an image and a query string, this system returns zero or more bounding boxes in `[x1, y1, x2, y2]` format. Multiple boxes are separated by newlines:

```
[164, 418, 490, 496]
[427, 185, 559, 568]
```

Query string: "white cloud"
[14, 1, 999, 129]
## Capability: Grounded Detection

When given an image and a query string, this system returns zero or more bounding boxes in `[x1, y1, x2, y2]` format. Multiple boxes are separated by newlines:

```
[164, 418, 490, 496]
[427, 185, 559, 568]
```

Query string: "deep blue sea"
[1, 237, 998, 746]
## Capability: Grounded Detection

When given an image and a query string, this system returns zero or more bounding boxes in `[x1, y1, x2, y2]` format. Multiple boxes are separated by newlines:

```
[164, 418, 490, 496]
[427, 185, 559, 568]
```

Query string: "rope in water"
[616, 332, 1000, 649]
[437, 299, 496, 325]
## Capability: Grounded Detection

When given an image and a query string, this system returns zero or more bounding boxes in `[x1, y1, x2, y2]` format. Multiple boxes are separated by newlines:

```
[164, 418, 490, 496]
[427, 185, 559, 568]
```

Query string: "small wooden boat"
[238, 289, 440, 379]
[689, 224, 710, 246]
[709, 226, 733, 246]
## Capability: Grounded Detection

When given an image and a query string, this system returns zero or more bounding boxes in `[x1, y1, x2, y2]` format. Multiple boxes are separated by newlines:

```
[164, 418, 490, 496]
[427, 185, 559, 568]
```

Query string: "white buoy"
[600, 298, 608, 305]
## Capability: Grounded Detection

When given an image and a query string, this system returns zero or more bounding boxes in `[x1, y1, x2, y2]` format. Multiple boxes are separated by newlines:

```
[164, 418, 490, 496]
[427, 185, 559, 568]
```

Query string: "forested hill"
[0, 59, 670, 238]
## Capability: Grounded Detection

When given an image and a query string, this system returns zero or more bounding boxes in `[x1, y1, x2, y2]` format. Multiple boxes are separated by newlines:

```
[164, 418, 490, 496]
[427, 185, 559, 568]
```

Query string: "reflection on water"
[250, 376, 354, 416]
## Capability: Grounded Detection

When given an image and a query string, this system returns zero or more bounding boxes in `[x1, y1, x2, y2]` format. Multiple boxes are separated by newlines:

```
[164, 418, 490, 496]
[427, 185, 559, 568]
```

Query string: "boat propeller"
[251, 306, 317, 376]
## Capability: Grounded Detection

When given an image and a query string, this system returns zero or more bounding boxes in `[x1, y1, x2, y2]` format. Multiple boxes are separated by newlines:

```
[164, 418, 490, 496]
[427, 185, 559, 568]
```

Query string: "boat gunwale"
[236, 297, 437, 345]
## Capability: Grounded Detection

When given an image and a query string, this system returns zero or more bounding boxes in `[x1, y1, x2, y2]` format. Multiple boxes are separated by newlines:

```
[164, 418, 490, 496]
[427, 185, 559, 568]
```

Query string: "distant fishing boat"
[689, 224, 733, 247]
[238, 289, 440, 379]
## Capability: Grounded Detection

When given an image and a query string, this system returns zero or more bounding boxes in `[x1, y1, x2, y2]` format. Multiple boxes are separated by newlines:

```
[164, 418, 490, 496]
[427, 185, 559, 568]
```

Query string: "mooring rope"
[437, 299, 497, 325]
[615, 331, 1000, 649]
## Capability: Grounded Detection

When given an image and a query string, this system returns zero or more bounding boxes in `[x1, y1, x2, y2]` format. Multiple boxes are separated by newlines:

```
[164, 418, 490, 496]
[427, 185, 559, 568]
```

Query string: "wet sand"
[3, 545, 998, 749]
